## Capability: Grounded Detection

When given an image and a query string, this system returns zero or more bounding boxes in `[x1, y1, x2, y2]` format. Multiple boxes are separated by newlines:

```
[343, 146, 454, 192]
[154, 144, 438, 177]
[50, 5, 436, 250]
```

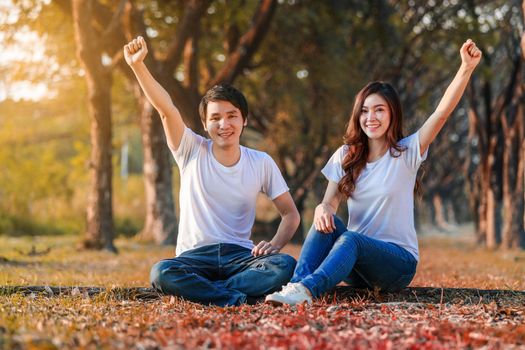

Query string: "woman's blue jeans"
[150, 243, 296, 306]
[291, 216, 417, 298]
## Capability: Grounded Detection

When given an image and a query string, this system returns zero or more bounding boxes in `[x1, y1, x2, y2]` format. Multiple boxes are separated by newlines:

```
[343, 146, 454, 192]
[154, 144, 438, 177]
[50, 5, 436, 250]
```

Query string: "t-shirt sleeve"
[399, 131, 428, 171]
[321, 146, 346, 183]
[170, 127, 204, 170]
[261, 154, 289, 200]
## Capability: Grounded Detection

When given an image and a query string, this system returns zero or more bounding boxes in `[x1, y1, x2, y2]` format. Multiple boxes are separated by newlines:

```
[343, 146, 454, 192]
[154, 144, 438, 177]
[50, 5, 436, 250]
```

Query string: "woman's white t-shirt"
[171, 128, 289, 256]
[321, 132, 427, 260]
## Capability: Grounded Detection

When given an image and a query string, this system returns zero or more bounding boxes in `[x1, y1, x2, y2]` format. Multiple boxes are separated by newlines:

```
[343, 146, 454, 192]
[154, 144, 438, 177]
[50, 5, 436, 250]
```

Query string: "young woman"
[266, 39, 482, 305]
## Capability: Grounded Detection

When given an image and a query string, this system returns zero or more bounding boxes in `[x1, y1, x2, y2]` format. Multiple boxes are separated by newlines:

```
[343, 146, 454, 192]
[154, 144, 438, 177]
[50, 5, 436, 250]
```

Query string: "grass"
[1, 228, 525, 349]
[0, 235, 166, 287]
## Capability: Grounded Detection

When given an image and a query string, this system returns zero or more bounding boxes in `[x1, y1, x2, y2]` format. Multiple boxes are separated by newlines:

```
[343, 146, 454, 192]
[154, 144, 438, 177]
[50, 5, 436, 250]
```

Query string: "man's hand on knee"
[251, 240, 279, 257]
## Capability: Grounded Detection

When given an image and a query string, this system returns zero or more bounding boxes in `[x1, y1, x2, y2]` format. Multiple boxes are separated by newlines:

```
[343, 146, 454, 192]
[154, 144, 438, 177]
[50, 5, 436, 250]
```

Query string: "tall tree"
[71, 0, 116, 252]
[465, 0, 525, 248]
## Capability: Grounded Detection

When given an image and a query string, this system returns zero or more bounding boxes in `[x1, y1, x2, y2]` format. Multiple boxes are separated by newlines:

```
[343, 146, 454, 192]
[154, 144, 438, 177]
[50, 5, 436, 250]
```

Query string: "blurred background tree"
[0, 0, 523, 250]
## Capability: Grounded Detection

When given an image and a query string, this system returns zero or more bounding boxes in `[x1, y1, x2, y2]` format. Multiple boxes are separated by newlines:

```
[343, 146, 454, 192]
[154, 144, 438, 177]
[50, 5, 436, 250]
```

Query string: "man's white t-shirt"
[321, 132, 427, 260]
[171, 127, 289, 256]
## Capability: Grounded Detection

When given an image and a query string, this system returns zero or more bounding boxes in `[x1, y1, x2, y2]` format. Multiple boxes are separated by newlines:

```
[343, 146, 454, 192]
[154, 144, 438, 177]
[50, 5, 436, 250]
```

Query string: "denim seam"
[217, 243, 222, 279]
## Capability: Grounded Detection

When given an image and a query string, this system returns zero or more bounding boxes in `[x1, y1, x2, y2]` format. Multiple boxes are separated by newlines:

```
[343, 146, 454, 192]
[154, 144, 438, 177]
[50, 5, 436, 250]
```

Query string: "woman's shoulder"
[335, 144, 349, 155]
[395, 131, 427, 170]
[398, 131, 419, 148]
[328, 144, 349, 163]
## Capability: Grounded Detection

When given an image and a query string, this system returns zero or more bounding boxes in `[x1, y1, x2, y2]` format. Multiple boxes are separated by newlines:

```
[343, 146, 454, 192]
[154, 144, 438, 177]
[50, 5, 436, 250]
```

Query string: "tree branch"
[209, 0, 277, 86]
[53, 0, 72, 14]
[101, 0, 128, 39]
[494, 54, 522, 127]
[72, 0, 102, 75]
[163, 0, 210, 72]
[184, 27, 200, 93]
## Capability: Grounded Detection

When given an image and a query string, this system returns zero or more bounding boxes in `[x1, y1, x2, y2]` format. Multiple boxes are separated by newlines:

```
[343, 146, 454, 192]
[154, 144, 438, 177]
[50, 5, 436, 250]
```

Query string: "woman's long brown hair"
[338, 81, 410, 197]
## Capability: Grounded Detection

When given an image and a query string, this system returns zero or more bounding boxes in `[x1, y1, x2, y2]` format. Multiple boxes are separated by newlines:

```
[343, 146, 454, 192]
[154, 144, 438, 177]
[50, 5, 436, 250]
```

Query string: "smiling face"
[359, 93, 391, 142]
[203, 100, 247, 149]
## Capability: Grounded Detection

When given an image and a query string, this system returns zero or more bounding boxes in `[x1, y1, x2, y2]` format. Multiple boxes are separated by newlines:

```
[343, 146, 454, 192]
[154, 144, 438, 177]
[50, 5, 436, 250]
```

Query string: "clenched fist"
[124, 36, 148, 67]
[460, 39, 482, 70]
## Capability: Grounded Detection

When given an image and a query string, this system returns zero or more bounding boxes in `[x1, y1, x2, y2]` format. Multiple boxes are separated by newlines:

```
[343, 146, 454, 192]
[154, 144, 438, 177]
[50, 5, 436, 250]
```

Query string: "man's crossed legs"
[150, 243, 296, 306]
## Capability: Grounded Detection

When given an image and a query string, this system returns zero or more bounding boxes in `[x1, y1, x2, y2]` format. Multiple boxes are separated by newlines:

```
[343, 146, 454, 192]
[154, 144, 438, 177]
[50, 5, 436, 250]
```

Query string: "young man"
[124, 36, 300, 306]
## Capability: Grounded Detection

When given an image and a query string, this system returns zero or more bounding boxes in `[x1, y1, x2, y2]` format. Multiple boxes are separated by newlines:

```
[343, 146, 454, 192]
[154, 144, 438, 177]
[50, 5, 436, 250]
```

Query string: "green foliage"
[113, 174, 146, 237]
[0, 98, 84, 234]
[0, 75, 147, 235]
[241, 0, 519, 226]
[0, 213, 14, 234]
[1, 0, 77, 95]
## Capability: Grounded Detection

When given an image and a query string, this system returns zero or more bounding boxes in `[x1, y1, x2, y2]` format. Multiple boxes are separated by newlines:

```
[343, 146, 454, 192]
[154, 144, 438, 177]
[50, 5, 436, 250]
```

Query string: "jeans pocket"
[384, 272, 415, 292]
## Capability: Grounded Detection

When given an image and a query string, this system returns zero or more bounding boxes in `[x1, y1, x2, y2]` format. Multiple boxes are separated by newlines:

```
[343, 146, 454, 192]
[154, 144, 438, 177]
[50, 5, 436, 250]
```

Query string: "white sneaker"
[265, 282, 313, 306]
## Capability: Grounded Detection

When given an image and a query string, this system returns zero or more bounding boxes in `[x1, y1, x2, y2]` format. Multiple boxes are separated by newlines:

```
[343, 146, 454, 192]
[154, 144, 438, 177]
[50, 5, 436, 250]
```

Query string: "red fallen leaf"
[152, 328, 169, 347]
[126, 326, 141, 337]
[426, 303, 437, 310]
[316, 308, 327, 318]
[296, 302, 306, 315]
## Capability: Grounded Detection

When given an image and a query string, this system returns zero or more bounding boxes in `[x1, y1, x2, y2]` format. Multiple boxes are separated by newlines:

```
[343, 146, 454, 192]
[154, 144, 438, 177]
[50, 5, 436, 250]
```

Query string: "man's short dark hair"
[198, 84, 249, 123]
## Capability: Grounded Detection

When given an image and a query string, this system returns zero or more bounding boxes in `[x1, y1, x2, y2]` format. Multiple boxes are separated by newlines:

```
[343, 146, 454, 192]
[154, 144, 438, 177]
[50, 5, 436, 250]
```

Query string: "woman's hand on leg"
[314, 203, 336, 233]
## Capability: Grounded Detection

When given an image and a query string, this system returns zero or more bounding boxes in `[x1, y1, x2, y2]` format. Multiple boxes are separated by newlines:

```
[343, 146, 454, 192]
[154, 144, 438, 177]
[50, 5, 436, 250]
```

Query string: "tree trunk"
[432, 193, 447, 231]
[136, 94, 177, 245]
[465, 106, 484, 243]
[522, 132, 525, 247]
[72, 0, 116, 252]
[501, 108, 524, 249]
[485, 187, 497, 249]
[478, 135, 499, 249]
[445, 200, 457, 226]
[520, 127, 525, 249]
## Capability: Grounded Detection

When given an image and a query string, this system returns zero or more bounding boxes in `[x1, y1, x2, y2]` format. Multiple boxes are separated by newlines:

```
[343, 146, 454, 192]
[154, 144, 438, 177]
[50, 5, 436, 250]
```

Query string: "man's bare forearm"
[270, 211, 300, 250]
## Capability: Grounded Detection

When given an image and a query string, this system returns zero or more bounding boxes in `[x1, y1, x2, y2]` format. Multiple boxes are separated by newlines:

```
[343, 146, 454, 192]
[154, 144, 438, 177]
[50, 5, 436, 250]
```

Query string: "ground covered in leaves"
[2, 293, 525, 349]
[1, 227, 525, 349]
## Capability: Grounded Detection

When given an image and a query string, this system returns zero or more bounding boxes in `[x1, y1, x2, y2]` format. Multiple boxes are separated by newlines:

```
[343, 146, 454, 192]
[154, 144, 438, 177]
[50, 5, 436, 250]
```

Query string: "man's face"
[203, 100, 247, 149]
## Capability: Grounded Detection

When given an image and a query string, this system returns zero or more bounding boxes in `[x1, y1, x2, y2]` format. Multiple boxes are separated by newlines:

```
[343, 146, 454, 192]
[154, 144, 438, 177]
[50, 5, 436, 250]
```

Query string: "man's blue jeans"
[291, 216, 417, 298]
[150, 243, 296, 306]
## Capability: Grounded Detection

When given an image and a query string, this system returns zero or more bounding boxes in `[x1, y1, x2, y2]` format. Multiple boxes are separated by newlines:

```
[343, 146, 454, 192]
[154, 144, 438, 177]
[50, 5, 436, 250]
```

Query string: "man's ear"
[202, 121, 208, 132]
[243, 118, 248, 126]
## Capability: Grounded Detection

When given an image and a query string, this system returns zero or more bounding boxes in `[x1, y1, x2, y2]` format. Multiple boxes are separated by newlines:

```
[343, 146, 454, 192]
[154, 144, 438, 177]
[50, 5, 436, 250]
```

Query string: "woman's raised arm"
[418, 39, 482, 156]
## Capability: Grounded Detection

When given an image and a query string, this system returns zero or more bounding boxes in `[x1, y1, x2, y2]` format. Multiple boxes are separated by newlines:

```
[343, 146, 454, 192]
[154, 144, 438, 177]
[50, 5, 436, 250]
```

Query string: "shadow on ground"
[2, 285, 524, 306]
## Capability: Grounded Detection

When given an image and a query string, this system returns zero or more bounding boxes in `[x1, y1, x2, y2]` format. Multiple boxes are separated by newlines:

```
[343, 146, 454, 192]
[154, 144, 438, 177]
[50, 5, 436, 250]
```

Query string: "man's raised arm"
[124, 36, 185, 151]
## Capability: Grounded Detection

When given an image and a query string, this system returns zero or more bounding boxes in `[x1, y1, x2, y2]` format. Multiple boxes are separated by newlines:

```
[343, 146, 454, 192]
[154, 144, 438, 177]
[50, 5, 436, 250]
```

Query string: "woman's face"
[359, 93, 391, 141]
